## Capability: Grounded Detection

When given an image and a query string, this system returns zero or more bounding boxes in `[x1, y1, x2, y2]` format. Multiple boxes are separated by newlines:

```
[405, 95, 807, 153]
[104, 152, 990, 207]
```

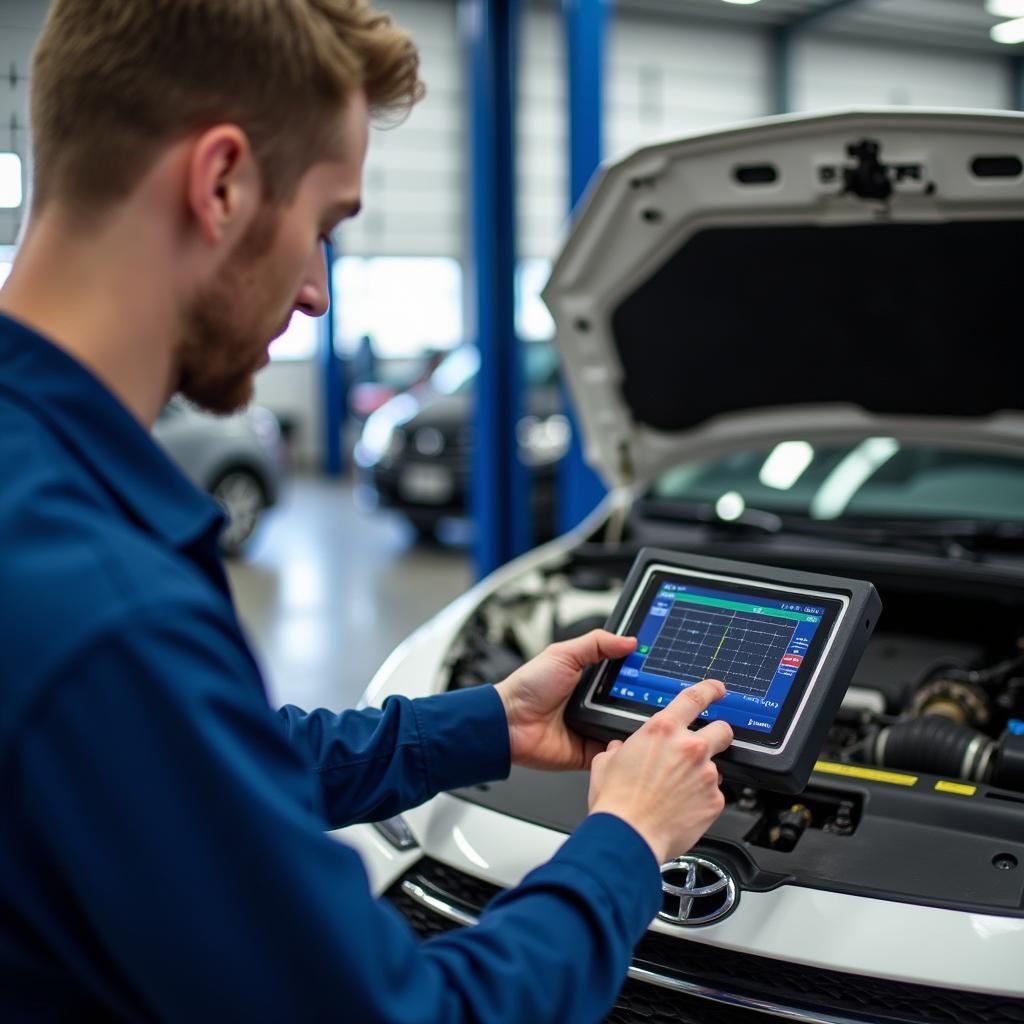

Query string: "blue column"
[321, 240, 344, 476]
[558, 0, 609, 534]
[461, 0, 530, 577]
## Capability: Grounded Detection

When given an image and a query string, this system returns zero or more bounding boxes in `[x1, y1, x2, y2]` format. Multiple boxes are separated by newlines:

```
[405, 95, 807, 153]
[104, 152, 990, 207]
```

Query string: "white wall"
[792, 35, 1012, 111]
[0, 1, 45, 246]
[607, 16, 770, 156]
[338, 0, 464, 258]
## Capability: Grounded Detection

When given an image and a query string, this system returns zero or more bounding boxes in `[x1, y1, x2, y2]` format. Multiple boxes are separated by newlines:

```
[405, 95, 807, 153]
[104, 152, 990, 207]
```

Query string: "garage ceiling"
[612, 0, 1016, 56]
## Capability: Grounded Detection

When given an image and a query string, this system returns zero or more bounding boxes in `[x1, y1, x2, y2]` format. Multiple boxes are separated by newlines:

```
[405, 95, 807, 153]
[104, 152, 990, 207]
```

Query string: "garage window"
[0, 154, 22, 209]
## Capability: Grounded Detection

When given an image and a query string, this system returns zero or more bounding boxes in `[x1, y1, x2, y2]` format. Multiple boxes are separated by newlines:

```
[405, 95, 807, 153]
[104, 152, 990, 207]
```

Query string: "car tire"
[211, 468, 267, 557]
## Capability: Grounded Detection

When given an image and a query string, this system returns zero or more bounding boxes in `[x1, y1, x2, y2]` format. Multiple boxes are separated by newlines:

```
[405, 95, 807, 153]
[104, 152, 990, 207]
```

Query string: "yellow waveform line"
[705, 615, 734, 675]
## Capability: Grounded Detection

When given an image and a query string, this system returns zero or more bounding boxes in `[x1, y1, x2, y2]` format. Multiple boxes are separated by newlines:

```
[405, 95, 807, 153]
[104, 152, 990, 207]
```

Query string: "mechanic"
[0, 2, 733, 1021]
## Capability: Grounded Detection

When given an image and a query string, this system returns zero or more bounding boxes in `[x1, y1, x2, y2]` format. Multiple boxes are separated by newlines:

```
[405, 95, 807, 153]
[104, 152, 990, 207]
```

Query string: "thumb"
[554, 630, 637, 671]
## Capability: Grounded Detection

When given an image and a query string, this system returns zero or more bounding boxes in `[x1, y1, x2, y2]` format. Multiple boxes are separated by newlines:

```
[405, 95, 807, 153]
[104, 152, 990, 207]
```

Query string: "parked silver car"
[153, 398, 285, 555]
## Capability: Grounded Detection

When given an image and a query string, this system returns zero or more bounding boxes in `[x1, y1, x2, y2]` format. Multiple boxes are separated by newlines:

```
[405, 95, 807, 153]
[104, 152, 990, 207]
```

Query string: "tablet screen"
[588, 568, 845, 746]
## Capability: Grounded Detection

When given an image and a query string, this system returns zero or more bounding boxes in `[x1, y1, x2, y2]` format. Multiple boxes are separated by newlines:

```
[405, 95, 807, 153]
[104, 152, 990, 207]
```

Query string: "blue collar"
[0, 312, 224, 549]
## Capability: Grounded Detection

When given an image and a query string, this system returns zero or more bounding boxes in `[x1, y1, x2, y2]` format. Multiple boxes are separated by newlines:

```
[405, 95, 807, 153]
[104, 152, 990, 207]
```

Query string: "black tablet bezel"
[583, 565, 847, 748]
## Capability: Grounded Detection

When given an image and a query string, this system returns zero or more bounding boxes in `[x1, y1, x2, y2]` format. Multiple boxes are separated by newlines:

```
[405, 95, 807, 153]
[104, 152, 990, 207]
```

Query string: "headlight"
[517, 413, 571, 467]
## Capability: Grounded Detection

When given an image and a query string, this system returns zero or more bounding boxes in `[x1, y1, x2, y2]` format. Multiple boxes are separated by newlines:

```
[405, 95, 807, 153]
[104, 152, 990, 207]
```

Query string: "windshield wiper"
[638, 500, 1024, 560]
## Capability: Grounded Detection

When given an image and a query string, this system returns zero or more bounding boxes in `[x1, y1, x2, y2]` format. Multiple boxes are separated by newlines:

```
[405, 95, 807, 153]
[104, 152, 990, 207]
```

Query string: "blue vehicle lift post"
[321, 240, 345, 476]
[462, 0, 530, 577]
[557, 0, 610, 534]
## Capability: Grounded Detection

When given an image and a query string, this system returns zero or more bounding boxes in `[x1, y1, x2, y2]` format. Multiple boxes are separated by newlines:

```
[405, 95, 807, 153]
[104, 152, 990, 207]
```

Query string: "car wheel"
[211, 468, 266, 556]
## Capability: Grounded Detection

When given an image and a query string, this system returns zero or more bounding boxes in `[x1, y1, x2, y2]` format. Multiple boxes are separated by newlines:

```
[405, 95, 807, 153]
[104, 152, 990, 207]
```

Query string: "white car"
[338, 110, 1024, 1022]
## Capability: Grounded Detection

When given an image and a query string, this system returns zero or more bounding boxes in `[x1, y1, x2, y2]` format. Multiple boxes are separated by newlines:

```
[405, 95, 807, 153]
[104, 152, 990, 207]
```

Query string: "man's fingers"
[700, 719, 734, 757]
[659, 679, 727, 726]
[554, 629, 636, 670]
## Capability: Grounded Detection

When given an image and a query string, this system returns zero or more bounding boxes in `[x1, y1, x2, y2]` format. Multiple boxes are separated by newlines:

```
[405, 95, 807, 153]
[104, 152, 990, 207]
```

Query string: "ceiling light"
[758, 441, 815, 491]
[991, 17, 1024, 43]
[715, 491, 746, 522]
[987, 0, 1024, 19]
[720, 0, 761, 4]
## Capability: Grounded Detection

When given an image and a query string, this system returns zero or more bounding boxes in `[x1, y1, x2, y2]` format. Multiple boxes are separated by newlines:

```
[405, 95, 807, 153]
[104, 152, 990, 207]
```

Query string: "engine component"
[873, 716, 996, 783]
[991, 723, 1024, 792]
[768, 805, 813, 853]
[909, 677, 989, 729]
[822, 800, 856, 837]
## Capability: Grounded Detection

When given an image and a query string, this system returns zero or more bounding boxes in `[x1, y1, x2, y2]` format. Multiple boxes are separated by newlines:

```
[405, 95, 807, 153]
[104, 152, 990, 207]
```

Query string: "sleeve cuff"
[409, 685, 511, 795]
[547, 812, 663, 939]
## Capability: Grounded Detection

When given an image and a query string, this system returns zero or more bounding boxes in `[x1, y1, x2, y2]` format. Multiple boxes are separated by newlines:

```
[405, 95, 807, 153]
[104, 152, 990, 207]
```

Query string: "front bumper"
[339, 794, 1024, 1021]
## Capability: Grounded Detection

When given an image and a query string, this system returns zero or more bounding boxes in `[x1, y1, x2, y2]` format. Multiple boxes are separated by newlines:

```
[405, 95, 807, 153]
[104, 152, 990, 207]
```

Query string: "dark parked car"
[355, 341, 570, 540]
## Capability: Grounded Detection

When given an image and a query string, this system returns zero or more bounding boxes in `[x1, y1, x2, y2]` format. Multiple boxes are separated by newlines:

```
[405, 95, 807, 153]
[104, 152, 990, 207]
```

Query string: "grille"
[383, 857, 1024, 1024]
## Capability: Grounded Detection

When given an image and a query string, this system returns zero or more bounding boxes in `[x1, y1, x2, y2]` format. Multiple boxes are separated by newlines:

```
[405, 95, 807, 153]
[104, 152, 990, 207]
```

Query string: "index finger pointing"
[660, 679, 727, 726]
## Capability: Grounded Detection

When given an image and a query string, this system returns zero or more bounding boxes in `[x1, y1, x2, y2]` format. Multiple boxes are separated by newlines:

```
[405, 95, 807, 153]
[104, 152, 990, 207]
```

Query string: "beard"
[176, 205, 288, 415]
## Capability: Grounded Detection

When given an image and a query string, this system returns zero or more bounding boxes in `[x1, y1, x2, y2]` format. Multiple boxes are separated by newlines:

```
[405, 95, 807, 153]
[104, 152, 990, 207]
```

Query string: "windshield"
[431, 341, 560, 397]
[647, 439, 1024, 525]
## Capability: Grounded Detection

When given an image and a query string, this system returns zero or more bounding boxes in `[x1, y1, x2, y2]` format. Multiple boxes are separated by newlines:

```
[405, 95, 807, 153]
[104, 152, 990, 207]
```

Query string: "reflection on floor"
[226, 476, 473, 712]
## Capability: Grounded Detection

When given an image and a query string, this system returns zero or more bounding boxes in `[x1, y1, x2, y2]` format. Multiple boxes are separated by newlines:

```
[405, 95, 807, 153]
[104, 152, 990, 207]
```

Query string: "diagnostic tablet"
[565, 548, 881, 793]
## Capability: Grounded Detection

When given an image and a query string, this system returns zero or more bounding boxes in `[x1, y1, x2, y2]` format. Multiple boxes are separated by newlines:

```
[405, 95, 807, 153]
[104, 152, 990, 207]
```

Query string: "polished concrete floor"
[225, 476, 473, 712]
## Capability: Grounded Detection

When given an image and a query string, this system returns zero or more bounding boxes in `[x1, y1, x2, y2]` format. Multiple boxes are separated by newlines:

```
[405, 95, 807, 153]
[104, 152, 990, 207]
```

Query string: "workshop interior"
[2, 1, 1024, 1021]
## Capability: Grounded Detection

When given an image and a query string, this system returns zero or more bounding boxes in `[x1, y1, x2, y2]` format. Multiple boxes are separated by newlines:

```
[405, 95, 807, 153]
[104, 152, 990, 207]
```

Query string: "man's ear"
[186, 124, 260, 247]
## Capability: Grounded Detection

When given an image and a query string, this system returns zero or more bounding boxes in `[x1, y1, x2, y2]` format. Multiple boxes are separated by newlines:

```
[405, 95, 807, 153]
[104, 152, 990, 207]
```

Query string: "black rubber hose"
[874, 716, 995, 782]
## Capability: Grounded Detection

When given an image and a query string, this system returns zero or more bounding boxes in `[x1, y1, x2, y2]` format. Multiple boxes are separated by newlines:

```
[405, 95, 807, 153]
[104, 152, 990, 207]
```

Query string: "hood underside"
[542, 109, 1024, 489]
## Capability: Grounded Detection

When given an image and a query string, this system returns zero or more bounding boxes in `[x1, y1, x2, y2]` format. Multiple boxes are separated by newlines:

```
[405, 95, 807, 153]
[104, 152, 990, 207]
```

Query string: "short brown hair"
[30, 0, 423, 213]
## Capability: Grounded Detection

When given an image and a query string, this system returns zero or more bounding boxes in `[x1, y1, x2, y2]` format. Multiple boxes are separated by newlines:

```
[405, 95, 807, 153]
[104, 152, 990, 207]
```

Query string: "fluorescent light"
[987, 0, 1024, 19]
[991, 17, 1024, 44]
[759, 441, 814, 491]
[715, 491, 746, 522]
[721, 0, 761, 4]
[0, 153, 22, 208]
[810, 437, 900, 520]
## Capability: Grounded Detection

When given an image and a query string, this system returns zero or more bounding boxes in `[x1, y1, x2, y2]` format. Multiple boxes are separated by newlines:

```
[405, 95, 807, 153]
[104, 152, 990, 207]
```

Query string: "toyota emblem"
[658, 855, 738, 926]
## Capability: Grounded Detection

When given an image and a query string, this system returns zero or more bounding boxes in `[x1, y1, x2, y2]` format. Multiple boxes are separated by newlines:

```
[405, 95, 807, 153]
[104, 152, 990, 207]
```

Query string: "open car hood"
[542, 109, 1024, 490]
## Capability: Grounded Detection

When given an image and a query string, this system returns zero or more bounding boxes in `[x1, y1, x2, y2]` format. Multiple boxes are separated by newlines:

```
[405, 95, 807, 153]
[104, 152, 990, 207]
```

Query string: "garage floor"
[226, 476, 473, 712]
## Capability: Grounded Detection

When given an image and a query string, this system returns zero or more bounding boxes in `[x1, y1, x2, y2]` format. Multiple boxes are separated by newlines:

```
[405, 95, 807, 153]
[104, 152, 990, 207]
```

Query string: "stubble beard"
[176, 205, 285, 416]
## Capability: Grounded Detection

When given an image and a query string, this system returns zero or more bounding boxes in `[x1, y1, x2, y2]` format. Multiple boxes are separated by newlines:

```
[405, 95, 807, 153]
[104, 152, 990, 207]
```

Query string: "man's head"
[29, 0, 423, 413]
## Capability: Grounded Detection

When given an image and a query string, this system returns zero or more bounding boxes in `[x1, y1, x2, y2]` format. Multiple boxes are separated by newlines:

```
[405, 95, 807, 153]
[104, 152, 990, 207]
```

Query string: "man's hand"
[588, 679, 733, 864]
[494, 629, 637, 771]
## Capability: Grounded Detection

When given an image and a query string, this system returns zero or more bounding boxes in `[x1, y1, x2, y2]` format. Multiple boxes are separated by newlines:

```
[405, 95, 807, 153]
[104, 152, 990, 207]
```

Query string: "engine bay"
[445, 532, 1024, 912]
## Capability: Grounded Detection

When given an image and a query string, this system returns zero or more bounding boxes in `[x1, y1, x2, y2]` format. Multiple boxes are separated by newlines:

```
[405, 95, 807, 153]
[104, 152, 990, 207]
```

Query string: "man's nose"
[294, 247, 330, 317]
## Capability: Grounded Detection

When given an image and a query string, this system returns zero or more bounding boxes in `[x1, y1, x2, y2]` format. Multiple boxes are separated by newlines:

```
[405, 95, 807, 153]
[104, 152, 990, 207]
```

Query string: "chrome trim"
[399, 877, 876, 1024]
[658, 855, 738, 926]
[628, 965, 876, 1024]
[400, 879, 478, 928]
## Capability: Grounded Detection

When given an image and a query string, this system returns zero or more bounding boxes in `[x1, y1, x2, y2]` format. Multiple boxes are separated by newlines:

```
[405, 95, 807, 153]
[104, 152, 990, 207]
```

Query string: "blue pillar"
[558, 0, 609, 534]
[321, 240, 344, 476]
[461, 0, 530, 577]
